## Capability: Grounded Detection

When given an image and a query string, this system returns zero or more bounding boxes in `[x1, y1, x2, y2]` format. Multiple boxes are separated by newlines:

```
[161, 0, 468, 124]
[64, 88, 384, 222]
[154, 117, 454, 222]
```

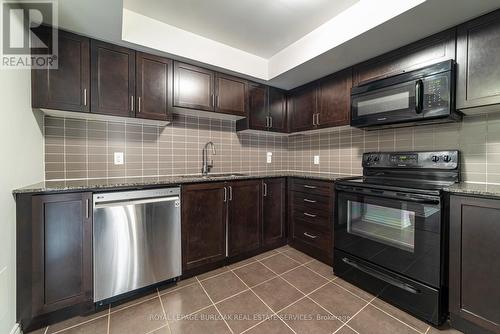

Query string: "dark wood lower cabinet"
[262, 178, 286, 247]
[449, 195, 500, 334]
[16, 192, 93, 332]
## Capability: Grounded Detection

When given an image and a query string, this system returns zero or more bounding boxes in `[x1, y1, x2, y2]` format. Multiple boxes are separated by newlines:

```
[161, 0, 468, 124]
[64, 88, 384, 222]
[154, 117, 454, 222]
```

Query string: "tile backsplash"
[44, 113, 500, 185]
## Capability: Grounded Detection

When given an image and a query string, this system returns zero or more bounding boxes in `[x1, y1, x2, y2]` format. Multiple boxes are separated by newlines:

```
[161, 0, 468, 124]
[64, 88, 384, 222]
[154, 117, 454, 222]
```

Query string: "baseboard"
[10, 323, 22, 334]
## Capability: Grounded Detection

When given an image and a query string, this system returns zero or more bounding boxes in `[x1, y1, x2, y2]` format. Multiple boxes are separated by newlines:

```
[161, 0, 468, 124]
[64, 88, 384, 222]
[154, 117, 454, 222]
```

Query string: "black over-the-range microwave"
[350, 60, 462, 129]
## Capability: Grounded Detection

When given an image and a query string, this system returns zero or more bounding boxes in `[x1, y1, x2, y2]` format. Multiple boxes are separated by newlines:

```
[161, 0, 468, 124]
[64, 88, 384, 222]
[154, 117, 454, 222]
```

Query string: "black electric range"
[334, 150, 460, 326]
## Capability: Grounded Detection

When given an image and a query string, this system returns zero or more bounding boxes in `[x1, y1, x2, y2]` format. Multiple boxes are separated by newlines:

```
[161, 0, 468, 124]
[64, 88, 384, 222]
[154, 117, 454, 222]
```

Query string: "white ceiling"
[123, 0, 359, 58]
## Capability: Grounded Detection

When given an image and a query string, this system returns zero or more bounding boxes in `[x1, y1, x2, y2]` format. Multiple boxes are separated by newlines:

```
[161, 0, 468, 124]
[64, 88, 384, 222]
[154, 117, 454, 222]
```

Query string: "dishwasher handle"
[94, 196, 179, 208]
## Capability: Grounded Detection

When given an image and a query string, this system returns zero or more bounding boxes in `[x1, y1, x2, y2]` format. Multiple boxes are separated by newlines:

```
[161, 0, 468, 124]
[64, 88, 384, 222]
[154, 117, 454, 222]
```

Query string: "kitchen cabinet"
[135, 52, 172, 121]
[317, 69, 351, 128]
[456, 10, 500, 112]
[289, 83, 317, 132]
[268, 87, 288, 132]
[31, 28, 90, 112]
[215, 73, 247, 116]
[262, 178, 287, 247]
[288, 178, 334, 264]
[181, 182, 227, 272]
[352, 29, 456, 86]
[227, 180, 262, 256]
[90, 40, 136, 117]
[449, 195, 500, 334]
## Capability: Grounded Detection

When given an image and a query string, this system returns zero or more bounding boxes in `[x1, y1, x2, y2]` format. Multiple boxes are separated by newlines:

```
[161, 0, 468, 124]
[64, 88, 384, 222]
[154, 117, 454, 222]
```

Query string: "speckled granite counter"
[445, 183, 500, 198]
[13, 171, 355, 195]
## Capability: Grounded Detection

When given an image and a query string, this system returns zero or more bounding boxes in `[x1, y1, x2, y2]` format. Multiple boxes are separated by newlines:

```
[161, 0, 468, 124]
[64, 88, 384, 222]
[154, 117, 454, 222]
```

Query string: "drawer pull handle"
[304, 185, 317, 189]
[303, 232, 318, 239]
[303, 199, 316, 203]
[304, 212, 317, 218]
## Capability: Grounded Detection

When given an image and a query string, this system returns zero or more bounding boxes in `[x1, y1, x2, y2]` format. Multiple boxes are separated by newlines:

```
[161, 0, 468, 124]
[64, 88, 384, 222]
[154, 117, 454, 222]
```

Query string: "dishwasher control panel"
[94, 187, 180, 204]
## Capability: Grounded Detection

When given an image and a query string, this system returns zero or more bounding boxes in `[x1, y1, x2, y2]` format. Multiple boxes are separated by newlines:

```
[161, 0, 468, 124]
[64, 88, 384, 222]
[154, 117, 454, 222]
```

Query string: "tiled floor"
[30, 246, 464, 334]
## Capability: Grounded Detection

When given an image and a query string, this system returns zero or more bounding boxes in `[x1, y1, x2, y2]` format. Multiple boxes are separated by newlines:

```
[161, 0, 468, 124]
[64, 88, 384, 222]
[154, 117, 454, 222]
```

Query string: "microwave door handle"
[415, 80, 423, 114]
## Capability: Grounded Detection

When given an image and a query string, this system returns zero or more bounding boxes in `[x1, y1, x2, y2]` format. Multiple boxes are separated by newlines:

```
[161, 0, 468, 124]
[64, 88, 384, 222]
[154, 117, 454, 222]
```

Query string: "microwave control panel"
[424, 75, 449, 109]
[363, 151, 458, 169]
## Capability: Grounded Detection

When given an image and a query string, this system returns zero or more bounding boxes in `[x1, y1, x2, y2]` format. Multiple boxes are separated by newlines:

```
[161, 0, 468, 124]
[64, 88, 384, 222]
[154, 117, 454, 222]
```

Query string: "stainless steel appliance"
[93, 188, 181, 304]
[334, 151, 460, 325]
[351, 60, 461, 129]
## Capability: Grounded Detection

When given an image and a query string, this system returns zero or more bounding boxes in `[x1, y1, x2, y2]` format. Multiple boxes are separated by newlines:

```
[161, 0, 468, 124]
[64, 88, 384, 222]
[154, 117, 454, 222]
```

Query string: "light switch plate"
[314, 155, 320, 165]
[266, 152, 272, 164]
[114, 152, 124, 165]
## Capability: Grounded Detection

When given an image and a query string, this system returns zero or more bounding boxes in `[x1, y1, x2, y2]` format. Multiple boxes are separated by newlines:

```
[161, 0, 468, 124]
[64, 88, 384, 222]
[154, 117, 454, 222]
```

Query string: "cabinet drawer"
[290, 178, 333, 196]
[293, 220, 331, 253]
[292, 209, 330, 227]
[292, 191, 330, 206]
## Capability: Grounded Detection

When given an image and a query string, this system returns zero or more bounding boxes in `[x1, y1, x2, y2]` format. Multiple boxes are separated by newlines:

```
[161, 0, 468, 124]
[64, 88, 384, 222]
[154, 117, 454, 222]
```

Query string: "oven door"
[334, 186, 442, 288]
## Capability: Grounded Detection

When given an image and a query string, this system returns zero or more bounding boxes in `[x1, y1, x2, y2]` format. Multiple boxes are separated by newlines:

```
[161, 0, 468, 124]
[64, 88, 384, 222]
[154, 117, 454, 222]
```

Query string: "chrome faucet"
[201, 141, 216, 175]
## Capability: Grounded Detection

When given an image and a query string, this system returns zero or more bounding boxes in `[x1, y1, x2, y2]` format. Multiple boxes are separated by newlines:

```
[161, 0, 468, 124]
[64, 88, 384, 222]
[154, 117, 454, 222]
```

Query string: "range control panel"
[363, 151, 459, 169]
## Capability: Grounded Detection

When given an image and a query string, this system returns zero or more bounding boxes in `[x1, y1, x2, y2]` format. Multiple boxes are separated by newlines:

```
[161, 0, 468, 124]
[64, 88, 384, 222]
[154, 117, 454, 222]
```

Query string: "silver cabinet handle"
[224, 187, 227, 202]
[312, 113, 316, 126]
[138, 97, 141, 113]
[131, 95, 134, 112]
[229, 186, 233, 201]
[265, 116, 269, 128]
[316, 113, 320, 125]
[304, 185, 317, 189]
[85, 199, 89, 219]
[225, 212, 229, 257]
[304, 212, 317, 218]
[215, 95, 219, 107]
[263, 182, 267, 197]
[212, 94, 215, 107]
[83, 88, 87, 106]
[303, 232, 318, 239]
[269, 116, 273, 128]
[303, 198, 316, 203]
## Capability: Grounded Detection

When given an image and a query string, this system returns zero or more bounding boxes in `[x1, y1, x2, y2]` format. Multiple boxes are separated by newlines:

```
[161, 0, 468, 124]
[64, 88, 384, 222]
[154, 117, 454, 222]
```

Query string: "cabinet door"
[136, 52, 172, 121]
[32, 192, 92, 315]
[450, 195, 500, 334]
[248, 83, 269, 131]
[318, 69, 351, 128]
[228, 180, 261, 257]
[182, 183, 227, 271]
[173, 62, 214, 111]
[457, 10, 500, 110]
[262, 178, 286, 247]
[269, 87, 287, 132]
[215, 73, 247, 116]
[353, 29, 456, 86]
[32, 28, 89, 112]
[91, 40, 135, 117]
[290, 84, 317, 132]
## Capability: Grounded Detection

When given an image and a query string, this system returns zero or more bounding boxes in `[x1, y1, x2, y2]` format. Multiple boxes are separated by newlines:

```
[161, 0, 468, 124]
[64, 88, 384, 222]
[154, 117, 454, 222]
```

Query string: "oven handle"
[336, 186, 440, 205]
[342, 257, 421, 295]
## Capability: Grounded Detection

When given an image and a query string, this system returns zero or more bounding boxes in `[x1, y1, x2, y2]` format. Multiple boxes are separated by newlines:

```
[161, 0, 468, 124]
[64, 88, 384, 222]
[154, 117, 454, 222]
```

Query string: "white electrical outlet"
[314, 155, 320, 165]
[266, 152, 272, 164]
[114, 152, 124, 165]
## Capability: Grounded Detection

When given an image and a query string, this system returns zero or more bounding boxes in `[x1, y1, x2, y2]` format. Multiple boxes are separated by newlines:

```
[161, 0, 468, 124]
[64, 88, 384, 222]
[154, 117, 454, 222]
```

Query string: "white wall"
[0, 67, 44, 333]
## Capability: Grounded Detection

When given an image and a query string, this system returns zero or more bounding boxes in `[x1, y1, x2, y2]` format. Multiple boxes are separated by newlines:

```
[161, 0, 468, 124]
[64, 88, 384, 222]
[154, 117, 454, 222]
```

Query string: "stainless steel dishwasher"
[93, 188, 181, 304]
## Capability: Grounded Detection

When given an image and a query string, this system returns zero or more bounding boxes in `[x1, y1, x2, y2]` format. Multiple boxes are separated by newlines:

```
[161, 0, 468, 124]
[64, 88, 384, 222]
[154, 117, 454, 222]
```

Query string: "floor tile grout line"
[157, 288, 172, 334]
[332, 296, 376, 334]
[195, 276, 235, 334]
[107, 304, 110, 334]
[329, 280, 373, 303]
[424, 325, 431, 334]
[368, 298, 428, 334]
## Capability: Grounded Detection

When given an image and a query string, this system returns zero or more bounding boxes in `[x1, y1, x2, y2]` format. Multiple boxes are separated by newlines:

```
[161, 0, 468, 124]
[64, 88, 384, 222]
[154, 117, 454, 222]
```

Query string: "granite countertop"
[13, 171, 355, 195]
[445, 183, 500, 198]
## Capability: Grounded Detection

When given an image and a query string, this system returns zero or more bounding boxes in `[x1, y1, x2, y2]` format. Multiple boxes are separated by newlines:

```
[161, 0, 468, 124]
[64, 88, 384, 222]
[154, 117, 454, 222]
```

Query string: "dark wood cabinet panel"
[289, 84, 317, 132]
[457, 10, 500, 111]
[262, 178, 286, 247]
[32, 29, 89, 112]
[269, 87, 287, 132]
[90, 40, 135, 117]
[182, 182, 227, 271]
[173, 62, 214, 111]
[318, 69, 351, 128]
[215, 73, 247, 116]
[248, 83, 268, 131]
[136, 52, 172, 121]
[450, 195, 500, 334]
[353, 29, 456, 86]
[228, 180, 261, 257]
[31, 192, 92, 316]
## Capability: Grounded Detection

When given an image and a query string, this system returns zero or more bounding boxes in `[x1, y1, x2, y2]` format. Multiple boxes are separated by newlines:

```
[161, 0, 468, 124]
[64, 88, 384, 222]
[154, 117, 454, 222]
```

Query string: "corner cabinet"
[449, 194, 500, 334]
[456, 10, 500, 112]
[16, 192, 93, 332]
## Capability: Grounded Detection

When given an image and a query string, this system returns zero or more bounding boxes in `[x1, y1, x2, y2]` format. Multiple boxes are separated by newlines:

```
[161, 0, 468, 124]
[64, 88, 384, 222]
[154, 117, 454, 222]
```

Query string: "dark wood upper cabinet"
[90, 40, 135, 117]
[248, 83, 269, 131]
[182, 182, 227, 271]
[317, 69, 351, 128]
[289, 83, 317, 132]
[32, 29, 90, 112]
[457, 10, 500, 111]
[262, 178, 286, 247]
[173, 62, 214, 111]
[352, 29, 456, 86]
[449, 195, 500, 334]
[215, 73, 247, 116]
[228, 180, 261, 257]
[31, 192, 92, 316]
[136, 52, 172, 121]
[268, 87, 287, 132]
